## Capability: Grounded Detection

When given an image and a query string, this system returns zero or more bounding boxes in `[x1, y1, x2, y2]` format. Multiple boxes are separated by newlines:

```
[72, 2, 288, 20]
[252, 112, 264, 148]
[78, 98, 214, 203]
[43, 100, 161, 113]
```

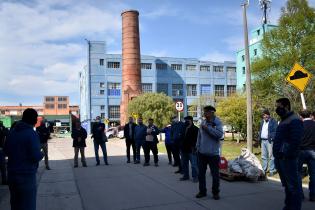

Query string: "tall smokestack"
[120, 10, 141, 125]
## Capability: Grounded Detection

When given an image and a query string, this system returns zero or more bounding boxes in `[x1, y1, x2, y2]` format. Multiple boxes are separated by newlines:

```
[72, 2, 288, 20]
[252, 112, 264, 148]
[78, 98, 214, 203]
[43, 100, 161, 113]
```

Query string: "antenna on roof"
[259, 0, 272, 24]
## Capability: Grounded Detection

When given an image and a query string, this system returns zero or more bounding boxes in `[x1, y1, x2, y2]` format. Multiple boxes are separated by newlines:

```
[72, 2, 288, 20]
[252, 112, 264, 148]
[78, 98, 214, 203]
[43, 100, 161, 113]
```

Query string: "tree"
[252, 0, 315, 111]
[216, 94, 263, 141]
[127, 93, 175, 128]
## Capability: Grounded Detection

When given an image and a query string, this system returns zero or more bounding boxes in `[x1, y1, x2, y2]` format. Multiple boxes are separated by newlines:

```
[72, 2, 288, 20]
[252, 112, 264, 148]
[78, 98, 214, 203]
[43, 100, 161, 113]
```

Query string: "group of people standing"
[258, 98, 315, 210]
[123, 105, 224, 200]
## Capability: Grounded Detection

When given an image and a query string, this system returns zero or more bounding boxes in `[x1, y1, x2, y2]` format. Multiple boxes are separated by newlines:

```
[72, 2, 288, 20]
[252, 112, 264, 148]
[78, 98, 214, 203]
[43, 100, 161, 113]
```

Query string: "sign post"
[175, 101, 184, 121]
[285, 63, 313, 110]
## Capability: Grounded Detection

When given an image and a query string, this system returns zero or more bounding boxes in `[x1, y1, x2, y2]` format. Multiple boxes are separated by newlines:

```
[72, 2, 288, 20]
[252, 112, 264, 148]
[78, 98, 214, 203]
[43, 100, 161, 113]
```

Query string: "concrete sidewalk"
[1, 137, 314, 210]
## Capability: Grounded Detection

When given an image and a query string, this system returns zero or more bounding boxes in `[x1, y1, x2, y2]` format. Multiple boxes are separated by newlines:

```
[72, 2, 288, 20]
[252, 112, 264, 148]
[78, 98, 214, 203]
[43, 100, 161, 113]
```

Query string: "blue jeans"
[198, 153, 220, 195]
[298, 150, 315, 199]
[8, 173, 37, 210]
[135, 142, 142, 162]
[94, 142, 108, 164]
[261, 140, 276, 173]
[275, 158, 302, 210]
[0, 150, 7, 184]
[182, 152, 198, 179]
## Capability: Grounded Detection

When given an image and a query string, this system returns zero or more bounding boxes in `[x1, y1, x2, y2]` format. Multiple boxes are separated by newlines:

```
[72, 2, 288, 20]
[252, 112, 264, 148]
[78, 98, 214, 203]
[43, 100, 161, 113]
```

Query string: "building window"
[156, 63, 167, 70]
[171, 64, 182, 71]
[227, 85, 236, 96]
[141, 63, 152, 70]
[109, 106, 120, 119]
[242, 67, 246, 74]
[186, 84, 197, 96]
[108, 83, 121, 96]
[58, 97, 67, 102]
[107, 62, 120, 69]
[100, 82, 105, 88]
[100, 59, 104, 66]
[157, 83, 168, 95]
[186, 65, 196, 71]
[100, 90, 105, 95]
[254, 49, 258, 56]
[200, 65, 210, 71]
[187, 105, 197, 118]
[142, 83, 152, 93]
[214, 85, 224, 97]
[242, 55, 245, 62]
[257, 29, 260, 36]
[172, 84, 183, 97]
[58, 104, 67, 109]
[100, 113, 105, 119]
[100, 105, 105, 110]
[45, 104, 55, 109]
[214, 66, 224, 72]
[227, 67, 236, 73]
[45, 97, 55, 102]
[200, 85, 211, 95]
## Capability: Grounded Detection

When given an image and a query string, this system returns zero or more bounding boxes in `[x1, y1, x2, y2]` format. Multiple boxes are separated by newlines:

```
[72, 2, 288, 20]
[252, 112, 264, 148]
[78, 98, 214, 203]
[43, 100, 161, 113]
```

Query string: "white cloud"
[200, 52, 234, 62]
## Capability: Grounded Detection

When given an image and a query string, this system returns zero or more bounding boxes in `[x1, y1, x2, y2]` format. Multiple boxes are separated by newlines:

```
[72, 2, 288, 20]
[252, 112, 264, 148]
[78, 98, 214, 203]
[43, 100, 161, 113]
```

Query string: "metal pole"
[300, 93, 307, 110]
[242, 2, 253, 152]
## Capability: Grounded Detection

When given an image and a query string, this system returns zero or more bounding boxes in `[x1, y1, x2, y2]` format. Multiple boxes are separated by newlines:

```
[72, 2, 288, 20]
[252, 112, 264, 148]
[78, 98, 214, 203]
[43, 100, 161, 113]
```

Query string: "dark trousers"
[298, 150, 315, 199]
[0, 150, 7, 184]
[198, 153, 220, 195]
[172, 144, 182, 170]
[275, 158, 302, 210]
[94, 141, 108, 164]
[135, 142, 142, 162]
[41, 143, 49, 168]
[8, 173, 37, 210]
[165, 143, 173, 163]
[143, 141, 159, 164]
[126, 140, 136, 162]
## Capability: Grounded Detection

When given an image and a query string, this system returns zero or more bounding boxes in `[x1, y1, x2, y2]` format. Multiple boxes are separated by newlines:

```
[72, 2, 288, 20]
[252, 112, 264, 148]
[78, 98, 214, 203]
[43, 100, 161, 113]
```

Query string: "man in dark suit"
[124, 117, 137, 163]
[258, 109, 278, 176]
[92, 116, 108, 166]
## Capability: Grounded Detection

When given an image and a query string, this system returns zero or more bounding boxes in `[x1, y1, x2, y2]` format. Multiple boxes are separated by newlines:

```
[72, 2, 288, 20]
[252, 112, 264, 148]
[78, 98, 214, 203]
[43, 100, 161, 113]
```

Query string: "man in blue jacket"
[134, 117, 147, 164]
[196, 105, 223, 200]
[273, 98, 304, 210]
[170, 116, 185, 173]
[258, 109, 278, 176]
[143, 118, 160, 167]
[4, 108, 43, 210]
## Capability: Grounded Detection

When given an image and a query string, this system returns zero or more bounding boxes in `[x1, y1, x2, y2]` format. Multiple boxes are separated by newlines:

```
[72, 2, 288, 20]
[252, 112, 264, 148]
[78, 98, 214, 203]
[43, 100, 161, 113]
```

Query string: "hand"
[201, 125, 208, 130]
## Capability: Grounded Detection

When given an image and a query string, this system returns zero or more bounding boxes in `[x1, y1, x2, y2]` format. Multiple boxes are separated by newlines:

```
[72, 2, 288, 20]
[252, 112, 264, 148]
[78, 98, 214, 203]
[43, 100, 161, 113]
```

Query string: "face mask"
[276, 107, 287, 117]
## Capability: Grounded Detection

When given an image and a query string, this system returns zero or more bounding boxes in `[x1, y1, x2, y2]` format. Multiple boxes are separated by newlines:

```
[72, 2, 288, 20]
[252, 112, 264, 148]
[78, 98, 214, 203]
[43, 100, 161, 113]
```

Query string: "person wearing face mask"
[134, 117, 147, 164]
[273, 98, 304, 210]
[258, 110, 278, 176]
[180, 116, 199, 182]
[91, 116, 108, 166]
[170, 116, 185, 174]
[143, 118, 160, 167]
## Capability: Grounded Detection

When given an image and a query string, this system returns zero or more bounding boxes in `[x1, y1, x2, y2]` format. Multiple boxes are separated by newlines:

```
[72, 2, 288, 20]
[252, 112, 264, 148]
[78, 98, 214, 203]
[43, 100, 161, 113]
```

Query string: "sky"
[0, 0, 315, 106]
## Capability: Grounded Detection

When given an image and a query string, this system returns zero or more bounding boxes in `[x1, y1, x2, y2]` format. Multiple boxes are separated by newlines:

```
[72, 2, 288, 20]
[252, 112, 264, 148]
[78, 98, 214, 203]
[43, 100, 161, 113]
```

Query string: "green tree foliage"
[252, 0, 315, 111]
[216, 94, 263, 141]
[127, 93, 175, 128]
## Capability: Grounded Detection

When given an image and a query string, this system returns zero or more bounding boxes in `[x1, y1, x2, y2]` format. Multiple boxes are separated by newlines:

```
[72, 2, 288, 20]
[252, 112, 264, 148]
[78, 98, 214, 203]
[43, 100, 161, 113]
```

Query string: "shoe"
[83, 164, 87, 167]
[213, 194, 220, 200]
[154, 163, 159, 167]
[134, 160, 140, 164]
[105, 162, 109, 165]
[192, 178, 198, 183]
[143, 163, 150, 166]
[196, 192, 207, 198]
[310, 197, 315, 202]
[74, 165, 78, 168]
[127, 160, 131, 163]
[174, 170, 182, 174]
[180, 177, 189, 181]
[46, 166, 51, 170]
[96, 162, 100, 166]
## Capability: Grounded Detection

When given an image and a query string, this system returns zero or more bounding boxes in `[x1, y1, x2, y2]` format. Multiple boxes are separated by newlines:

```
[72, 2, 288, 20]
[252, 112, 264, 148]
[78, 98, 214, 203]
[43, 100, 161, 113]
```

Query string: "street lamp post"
[242, 0, 253, 152]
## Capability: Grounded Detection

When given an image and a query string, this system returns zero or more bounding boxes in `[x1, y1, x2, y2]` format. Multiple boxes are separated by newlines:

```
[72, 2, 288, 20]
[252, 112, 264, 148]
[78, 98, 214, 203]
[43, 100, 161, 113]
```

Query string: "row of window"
[241, 49, 258, 62]
[98, 82, 236, 97]
[45, 97, 67, 102]
[100, 106, 120, 119]
[45, 104, 68, 109]
[100, 60, 236, 72]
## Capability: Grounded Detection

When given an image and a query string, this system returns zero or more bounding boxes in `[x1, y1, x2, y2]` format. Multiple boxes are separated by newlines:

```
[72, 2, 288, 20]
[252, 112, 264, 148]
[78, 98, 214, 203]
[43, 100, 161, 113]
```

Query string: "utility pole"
[242, 0, 253, 152]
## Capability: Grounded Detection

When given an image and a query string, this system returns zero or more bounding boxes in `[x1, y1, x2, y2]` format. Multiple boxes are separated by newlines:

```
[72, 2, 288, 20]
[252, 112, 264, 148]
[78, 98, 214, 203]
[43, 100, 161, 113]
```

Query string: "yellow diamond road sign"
[285, 63, 313, 92]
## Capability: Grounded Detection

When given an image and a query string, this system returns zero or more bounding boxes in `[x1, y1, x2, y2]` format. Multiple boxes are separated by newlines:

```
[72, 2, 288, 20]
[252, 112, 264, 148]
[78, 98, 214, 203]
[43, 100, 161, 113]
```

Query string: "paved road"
[0, 137, 314, 210]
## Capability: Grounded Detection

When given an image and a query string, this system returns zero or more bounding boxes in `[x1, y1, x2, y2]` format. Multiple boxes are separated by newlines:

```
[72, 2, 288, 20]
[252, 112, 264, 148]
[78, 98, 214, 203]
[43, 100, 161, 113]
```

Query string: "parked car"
[105, 127, 117, 139]
[117, 125, 124, 139]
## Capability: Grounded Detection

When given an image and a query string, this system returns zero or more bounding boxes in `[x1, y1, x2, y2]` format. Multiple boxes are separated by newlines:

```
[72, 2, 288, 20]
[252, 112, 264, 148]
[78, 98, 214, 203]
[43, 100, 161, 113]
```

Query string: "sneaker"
[174, 170, 182, 174]
[143, 163, 150, 166]
[154, 163, 159, 167]
[196, 192, 207, 198]
[213, 194, 220, 200]
[180, 177, 189, 181]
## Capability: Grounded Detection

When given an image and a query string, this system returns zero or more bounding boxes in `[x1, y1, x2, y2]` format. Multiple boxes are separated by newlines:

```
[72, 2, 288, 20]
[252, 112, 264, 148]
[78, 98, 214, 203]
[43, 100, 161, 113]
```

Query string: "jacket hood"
[13, 121, 33, 132]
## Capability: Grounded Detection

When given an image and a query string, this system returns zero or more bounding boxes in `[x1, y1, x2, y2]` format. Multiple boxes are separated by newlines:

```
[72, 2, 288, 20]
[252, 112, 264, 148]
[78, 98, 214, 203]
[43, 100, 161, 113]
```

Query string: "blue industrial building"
[80, 41, 237, 132]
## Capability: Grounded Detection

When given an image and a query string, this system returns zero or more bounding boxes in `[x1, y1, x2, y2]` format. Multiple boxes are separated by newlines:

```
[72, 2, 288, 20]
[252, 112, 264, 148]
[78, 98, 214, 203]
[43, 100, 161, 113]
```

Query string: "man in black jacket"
[36, 120, 51, 170]
[170, 116, 185, 173]
[92, 116, 108, 166]
[124, 117, 137, 163]
[299, 110, 315, 202]
[71, 121, 87, 168]
[180, 116, 199, 182]
[143, 119, 160, 167]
